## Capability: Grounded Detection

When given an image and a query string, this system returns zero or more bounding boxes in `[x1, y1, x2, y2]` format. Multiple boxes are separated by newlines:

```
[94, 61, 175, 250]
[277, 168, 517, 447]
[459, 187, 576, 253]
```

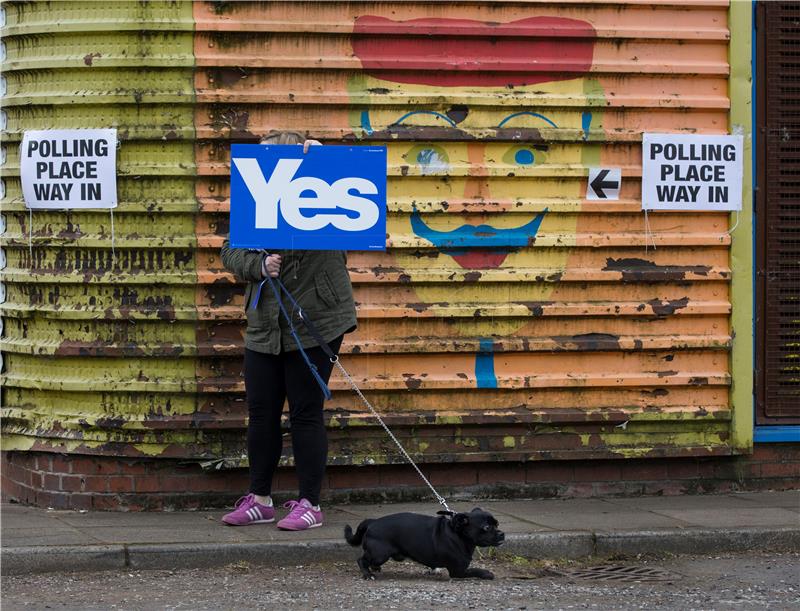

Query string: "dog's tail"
[344, 519, 374, 546]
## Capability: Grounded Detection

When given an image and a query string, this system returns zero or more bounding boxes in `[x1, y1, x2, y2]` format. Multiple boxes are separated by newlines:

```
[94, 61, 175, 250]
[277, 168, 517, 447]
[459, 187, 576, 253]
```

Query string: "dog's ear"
[452, 512, 470, 531]
[471, 507, 483, 513]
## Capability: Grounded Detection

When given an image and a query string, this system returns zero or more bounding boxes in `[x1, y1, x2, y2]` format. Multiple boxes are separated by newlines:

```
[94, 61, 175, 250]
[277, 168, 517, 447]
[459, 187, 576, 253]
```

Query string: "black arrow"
[590, 169, 618, 199]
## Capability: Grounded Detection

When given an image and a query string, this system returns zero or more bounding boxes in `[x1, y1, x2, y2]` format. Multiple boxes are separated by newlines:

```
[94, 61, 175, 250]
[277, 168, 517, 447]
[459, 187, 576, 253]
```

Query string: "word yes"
[233, 157, 379, 231]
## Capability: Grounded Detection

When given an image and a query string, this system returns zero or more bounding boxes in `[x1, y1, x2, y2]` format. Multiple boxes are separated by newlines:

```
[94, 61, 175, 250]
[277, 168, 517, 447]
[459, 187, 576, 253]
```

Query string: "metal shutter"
[757, 1, 800, 422]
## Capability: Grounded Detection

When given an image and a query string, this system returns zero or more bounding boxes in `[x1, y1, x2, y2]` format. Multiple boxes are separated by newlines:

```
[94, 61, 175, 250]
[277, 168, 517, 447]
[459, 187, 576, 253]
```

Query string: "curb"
[3, 527, 799, 576]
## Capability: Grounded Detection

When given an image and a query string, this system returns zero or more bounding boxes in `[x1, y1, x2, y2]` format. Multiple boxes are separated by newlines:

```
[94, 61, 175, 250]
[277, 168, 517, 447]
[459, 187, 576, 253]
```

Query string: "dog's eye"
[482, 524, 492, 532]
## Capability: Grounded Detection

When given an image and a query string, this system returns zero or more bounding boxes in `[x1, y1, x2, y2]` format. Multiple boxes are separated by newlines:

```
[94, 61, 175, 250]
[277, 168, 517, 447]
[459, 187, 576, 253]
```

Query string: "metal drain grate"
[550, 564, 678, 583]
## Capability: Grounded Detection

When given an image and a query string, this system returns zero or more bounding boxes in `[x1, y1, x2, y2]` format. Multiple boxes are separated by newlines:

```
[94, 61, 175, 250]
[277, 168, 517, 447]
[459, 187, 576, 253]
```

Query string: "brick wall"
[2, 444, 798, 511]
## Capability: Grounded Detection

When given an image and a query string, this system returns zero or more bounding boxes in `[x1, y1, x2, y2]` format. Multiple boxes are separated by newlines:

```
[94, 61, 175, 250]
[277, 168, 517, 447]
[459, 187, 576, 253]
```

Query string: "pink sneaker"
[276, 498, 323, 531]
[221, 494, 275, 526]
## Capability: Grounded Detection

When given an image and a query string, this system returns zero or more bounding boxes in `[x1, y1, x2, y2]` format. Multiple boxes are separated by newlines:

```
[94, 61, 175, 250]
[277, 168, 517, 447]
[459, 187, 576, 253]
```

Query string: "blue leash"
[249, 267, 454, 514]
[250, 274, 333, 400]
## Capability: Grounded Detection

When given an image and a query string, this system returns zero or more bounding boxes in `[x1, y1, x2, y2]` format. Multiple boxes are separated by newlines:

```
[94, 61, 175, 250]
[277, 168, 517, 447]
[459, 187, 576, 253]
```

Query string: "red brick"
[158, 475, 189, 492]
[185, 475, 237, 493]
[34, 489, 53, 508]
[712, 460, 739, 479]
[526, 462, 574, 483]
[117, 461, 149, 476]
[593, 482, 632, 496]
[621, 462, 668, 481]
[133, 475, 163, 493]
[752, 445, 795, 462]
[643, 481, 687, 496]
[573, 462, 621, 482]
[82, 475, 108, 493]
[2, 463, 24, 485]
[32, 471, 45, 489]
[738, 462, 762, 478]
[477, 463, 525, 485]
[696, 460, 717, 478]
[270, 469, 297, 493]
[107, 476, 135, 493]
[429, 465, 477, 487]
[666, 460, 699, 479]
[761, 461, 800, 478]
[378, 465, 428, 487]
[91, 495, 122, 511]
[67, 457, 100, 476]
[713, 480, 736, 493]
[0, 476, 20, 499]
[36, 490, 71, 509]
[42, 473, 61, 491]
[563, 482, 594, 498]
[50, 455, 72, 474]
[35, 455, 52, 472]
[69, 493, 94, 511]
[60, 475, 84, 492]
[10, 484, 36, 505]
[328, 467, 380, 489]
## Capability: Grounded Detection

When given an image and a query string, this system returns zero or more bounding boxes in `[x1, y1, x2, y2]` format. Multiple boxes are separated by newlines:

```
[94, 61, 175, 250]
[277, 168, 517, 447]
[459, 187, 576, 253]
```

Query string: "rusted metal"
[1, 1, 741, 467]
[755, 1, 800, 424]
[192, 0, 736, 464]
[0, 0, 199, 458]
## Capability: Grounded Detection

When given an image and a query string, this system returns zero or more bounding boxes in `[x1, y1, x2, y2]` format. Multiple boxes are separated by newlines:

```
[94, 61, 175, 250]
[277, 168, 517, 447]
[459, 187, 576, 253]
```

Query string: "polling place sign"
[642, 134, 743, 211]
[21, 129, 117, 209]
[230, 144, 387, 250]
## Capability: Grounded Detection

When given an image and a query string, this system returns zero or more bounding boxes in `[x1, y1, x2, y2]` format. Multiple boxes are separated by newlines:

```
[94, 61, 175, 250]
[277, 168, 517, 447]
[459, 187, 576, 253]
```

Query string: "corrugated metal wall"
[0, 1, 204, 457]
[2, 1, 738, 469]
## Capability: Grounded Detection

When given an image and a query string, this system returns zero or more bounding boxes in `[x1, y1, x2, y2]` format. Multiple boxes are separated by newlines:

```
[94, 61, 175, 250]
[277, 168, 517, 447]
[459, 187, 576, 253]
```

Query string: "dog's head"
[449, 508, 505, 547]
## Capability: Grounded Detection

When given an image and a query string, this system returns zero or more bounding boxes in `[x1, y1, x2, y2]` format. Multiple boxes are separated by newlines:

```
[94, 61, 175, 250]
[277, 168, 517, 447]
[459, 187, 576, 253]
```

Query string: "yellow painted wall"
[1, 1, 750, 466]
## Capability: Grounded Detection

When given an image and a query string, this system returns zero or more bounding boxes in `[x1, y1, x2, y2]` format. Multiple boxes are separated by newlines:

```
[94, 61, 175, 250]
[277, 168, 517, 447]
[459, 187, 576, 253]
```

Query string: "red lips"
[353, 16, 596, 87]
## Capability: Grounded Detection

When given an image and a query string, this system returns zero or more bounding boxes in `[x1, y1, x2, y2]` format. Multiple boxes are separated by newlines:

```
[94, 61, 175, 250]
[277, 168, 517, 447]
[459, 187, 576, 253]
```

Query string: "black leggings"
[244, 336, 342, 506]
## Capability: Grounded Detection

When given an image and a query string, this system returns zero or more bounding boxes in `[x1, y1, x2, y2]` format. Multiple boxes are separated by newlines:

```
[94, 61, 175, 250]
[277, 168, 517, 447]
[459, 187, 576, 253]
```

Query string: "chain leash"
[256, 269, 453, 514]
[331, 356, 452, 514]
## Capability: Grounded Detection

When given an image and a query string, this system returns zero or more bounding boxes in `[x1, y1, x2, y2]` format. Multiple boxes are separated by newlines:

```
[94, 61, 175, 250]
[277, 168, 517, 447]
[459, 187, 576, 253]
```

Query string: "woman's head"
[259, 130, 305, 145]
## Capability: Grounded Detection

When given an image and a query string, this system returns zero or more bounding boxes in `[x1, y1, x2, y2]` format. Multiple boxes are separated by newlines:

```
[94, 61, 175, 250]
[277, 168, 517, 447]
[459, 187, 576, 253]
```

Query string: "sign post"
[20, 129, 118, 209]
[642, 134, 743, 211]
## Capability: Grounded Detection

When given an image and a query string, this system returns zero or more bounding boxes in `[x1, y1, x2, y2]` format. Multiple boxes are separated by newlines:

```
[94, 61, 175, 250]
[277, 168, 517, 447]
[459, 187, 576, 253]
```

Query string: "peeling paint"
[0, 0, 740, 470]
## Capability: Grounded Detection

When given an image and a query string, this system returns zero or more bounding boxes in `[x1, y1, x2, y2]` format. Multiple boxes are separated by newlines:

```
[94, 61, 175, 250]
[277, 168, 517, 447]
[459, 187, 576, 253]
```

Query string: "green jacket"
[221, 241, 357, 354]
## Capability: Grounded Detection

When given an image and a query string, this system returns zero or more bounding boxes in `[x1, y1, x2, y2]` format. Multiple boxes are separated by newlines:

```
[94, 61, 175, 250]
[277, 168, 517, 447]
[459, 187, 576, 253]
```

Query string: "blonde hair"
[259, 130, 305, 145]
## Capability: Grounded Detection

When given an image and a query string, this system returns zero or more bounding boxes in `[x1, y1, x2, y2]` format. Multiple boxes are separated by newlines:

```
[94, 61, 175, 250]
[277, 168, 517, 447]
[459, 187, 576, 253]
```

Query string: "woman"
[220, 131, 357, 530]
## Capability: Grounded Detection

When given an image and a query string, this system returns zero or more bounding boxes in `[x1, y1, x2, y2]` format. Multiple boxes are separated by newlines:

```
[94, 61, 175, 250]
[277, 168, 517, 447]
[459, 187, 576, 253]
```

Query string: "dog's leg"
[357, 556, 375, 580]
[449, 567, 494, 580]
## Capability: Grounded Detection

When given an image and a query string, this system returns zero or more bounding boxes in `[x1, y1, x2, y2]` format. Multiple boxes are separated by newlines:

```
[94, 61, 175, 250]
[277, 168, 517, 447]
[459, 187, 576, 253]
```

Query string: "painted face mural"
[347, 15, 603, 387]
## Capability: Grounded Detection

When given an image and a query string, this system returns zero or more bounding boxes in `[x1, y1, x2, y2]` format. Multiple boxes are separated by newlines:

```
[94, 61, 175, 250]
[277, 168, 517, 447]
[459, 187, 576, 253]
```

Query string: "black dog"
[344, 508, 504, 580]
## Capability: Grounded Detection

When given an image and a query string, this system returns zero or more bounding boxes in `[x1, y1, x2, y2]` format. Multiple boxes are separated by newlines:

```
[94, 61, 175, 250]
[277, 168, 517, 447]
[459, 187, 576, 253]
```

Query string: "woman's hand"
[303, 139, 322, 153]
[261, 253, 282, 278]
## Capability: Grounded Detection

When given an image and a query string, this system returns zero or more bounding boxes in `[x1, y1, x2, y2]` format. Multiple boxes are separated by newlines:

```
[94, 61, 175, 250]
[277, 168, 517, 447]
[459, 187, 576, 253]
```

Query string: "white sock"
[312, 504, 321, 511]
[254, 494, 272, 506]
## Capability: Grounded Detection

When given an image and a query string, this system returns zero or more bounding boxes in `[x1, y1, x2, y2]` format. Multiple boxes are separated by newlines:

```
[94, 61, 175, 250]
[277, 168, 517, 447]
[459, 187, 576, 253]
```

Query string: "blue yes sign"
[230, 144, 387, 250]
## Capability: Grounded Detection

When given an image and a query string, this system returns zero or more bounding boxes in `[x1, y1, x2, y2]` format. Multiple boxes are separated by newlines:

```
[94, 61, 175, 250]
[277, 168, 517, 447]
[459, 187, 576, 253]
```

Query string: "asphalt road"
[3, 551, 798, 610]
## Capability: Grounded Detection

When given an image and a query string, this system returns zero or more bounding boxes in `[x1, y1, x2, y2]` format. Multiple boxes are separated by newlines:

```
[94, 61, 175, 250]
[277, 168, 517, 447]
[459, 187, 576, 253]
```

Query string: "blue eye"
[413, 147, 449, 175]
[514, 149, 535, 165]
[417, 149, 437, 165]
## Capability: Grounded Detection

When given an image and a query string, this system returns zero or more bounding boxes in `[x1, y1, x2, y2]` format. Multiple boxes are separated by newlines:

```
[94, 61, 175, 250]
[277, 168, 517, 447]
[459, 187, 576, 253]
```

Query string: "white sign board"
[587, 168, 621, 201]
[21, 129, 118, 209]
[642, 134, 743, 211]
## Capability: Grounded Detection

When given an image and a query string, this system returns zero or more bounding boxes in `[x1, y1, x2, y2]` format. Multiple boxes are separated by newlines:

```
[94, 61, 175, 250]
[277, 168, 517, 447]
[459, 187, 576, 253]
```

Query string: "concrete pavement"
[2, 490, 799, 575]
